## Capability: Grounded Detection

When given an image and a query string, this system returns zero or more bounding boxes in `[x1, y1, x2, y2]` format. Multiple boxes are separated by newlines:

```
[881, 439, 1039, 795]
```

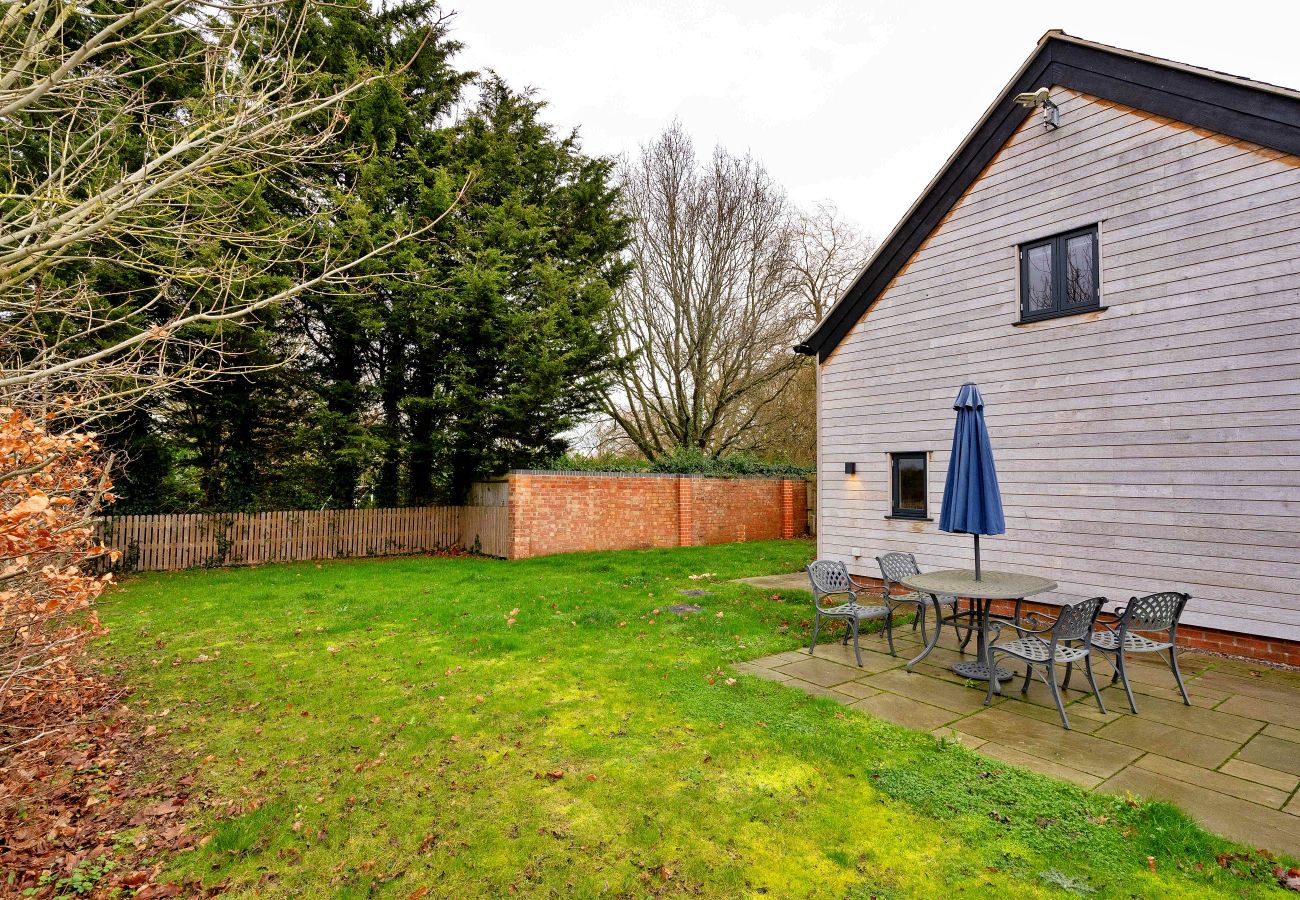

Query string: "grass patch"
[97, 540, 1287, 897]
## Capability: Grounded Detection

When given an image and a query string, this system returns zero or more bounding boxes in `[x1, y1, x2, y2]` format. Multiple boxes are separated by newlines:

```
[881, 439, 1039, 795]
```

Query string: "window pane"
[1025, 243, 1054, 313]
[1065, 233, 1096, 306]
[897, 456, 926, 512]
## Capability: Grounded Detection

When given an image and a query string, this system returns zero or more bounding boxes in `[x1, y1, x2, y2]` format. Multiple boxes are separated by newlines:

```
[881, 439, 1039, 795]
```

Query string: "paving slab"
[958, 707, 1142, 778]
[795, 681, 855, 704]
[976, 740, 1102, 789]
[1219, 759, 1300, 795]
[1215, 693, 1300, 729]
[996, 697, 1108, 733]
[732, 573, 813, 593]
[862, 667, 1004, 714]
[740, 631, 1300, 857]
[773, 656, 864, 687]
[1193, 669, 1300, 705]
[1111, 661, 1191, 690]
[1103, 693, 1264, 744]
[733, 664, 792, 684]
[1264, 722, 1300, 744]
[766, 650, 813, 666]
[1133, 754, 1289, 808]
[1098, 767, 1300, 856]
[808, 643, 905, 673]
[850, 692, 960, 731]
[904, 645, 975, 669]
[931, 726, 988, 749]
[1236, 734, 1300, 777]
[830, 680, 882, 700]
[1094, 715, 1238, 770]
[1067, 701, 1127, 726]
[1121, 677, 1230, 709]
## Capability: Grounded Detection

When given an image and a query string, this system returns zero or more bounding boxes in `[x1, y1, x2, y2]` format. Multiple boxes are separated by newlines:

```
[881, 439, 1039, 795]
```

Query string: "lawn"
[94, 540, 1286, 898]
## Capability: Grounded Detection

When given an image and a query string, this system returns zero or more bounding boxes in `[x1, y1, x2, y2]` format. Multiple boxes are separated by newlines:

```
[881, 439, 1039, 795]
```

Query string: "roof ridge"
[797, 33, 1300, 361]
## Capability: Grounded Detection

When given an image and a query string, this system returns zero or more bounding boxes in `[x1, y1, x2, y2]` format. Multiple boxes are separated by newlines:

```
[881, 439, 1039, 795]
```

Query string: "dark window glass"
[1065, 233, 1096, 307]
[891, 453, 927, 518]
[1019, 226, 1100, 321]
[1025, 243, 1054, 313]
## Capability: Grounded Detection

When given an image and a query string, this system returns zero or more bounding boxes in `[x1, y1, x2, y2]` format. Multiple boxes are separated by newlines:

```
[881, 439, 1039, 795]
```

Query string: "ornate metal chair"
[805, 560, 889, 667]
[876, 552, 969, 666]
[1085, 591, 1191, 713]
[984, 596, 1107, 730]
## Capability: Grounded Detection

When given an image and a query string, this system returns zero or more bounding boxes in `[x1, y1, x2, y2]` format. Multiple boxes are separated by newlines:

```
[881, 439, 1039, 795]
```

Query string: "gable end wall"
[818, 88, 1300, 643]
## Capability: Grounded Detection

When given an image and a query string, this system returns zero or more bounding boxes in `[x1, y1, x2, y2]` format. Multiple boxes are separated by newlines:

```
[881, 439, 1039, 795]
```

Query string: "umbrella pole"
[974, 534, 981, 581]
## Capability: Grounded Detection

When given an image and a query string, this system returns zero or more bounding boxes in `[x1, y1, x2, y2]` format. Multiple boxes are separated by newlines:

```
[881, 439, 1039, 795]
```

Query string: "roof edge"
[802, 32, 1300, 362]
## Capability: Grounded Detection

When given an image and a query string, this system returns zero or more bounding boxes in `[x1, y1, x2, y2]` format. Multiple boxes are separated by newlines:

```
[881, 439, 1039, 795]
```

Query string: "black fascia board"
[801, 36, 1300, 361]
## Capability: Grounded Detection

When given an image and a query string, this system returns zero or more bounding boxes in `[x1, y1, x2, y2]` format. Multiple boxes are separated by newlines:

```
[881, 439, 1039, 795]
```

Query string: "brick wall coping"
[507, 469, 807, 481]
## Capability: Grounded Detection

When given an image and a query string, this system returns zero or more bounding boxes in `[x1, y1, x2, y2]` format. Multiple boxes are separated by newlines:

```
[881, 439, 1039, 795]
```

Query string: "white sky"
[448, 0, 1300, 241]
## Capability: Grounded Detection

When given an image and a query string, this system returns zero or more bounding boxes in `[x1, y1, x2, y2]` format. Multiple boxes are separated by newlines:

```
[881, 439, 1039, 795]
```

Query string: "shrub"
[543, 448, 812, 478]
[0, 408, 116, 749]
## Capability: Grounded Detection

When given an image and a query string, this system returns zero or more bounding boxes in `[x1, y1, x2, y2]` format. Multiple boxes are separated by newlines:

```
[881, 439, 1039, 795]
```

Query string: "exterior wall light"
[1013, 87, 1060, 130]
[844, 462, 856, 475]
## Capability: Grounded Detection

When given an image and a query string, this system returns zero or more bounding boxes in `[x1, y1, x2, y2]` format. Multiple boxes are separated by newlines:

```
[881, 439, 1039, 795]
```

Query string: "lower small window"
[891, 452, 928, 519]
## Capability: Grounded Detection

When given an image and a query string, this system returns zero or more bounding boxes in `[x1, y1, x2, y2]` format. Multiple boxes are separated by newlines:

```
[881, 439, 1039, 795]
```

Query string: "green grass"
[96, 540, 1287, 898]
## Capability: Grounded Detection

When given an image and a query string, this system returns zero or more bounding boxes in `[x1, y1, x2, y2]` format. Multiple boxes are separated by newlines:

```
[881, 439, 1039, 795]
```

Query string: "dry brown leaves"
[0, 685, 225, 898]
[1, 407, 118, 747]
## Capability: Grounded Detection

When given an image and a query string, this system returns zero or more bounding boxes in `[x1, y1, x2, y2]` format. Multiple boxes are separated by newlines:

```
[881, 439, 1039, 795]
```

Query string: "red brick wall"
[844, 576, 1299, 668]
[505, 472, 808, 559]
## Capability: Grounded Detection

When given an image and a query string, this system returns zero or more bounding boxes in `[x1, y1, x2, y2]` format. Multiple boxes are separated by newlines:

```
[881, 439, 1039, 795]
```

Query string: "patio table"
[899, 569, 1057, 682]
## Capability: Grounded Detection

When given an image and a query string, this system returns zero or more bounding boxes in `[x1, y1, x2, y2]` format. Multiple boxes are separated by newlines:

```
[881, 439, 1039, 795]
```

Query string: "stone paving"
[733, 573, 1300, 857]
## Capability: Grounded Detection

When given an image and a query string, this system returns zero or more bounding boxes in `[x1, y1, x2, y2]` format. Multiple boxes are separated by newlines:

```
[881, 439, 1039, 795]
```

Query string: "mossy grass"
[98, 540, 1289, 897]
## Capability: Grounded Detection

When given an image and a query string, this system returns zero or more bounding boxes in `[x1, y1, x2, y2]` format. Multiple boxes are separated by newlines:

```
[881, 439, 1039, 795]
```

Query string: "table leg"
[951, 597, 1014, 682]
[905, 593, 944, 672]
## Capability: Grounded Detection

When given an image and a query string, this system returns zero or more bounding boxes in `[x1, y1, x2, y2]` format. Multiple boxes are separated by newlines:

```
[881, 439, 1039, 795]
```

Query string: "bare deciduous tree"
[602, 125, 874, 462]
[741, 202, 875, 463]
[790, 201, 875, 324]
[0, 0, 467, 421]
[604, 123, 803, 458]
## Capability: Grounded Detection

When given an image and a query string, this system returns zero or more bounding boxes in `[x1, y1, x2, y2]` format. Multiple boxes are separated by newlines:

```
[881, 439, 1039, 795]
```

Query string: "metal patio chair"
[805, 560, 890, 667]
[984, 596, 1107, 730]
[876, 552, 969, 664]
[1084, 591, 1192, 713]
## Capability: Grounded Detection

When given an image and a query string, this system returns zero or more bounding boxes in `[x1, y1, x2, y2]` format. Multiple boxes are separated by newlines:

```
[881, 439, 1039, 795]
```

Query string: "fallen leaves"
[0, 694, 224, 898]
[1275, 866, 1300, 892]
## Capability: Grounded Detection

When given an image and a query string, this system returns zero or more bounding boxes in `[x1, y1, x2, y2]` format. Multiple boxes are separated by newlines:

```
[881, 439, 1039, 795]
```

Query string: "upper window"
[890, 452, 928, 519]
[1019, 225, 1100, 322]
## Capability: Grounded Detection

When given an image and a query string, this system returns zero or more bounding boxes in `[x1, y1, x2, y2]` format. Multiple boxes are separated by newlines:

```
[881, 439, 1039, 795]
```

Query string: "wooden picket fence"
[95, 505, 510, 572]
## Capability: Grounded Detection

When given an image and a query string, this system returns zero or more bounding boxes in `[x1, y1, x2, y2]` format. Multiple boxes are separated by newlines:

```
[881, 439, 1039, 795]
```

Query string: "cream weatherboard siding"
[818, 87, 1300, 642]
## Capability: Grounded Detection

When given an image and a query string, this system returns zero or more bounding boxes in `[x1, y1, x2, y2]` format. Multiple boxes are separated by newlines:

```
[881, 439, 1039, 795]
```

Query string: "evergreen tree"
[40, 0, 630, 511]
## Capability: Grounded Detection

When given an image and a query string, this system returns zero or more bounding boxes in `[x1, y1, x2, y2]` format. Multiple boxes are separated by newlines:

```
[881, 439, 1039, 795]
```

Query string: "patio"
[735, 573, 1300, 857]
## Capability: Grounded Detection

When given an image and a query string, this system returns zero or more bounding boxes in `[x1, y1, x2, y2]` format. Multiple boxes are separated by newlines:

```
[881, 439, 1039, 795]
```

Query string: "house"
[796, 32, 1300, 665]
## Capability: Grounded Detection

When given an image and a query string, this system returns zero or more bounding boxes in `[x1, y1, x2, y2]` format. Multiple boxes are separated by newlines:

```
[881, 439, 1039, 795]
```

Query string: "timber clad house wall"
[799, 32, 1300, 664]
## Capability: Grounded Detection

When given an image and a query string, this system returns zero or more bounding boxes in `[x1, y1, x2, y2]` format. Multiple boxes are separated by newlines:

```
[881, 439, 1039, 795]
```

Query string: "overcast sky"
[448, 0, 1299, 241]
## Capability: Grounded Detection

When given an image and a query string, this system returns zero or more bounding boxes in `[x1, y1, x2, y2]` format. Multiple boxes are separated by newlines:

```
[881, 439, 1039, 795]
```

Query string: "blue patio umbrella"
[938, 383, 1005, 580]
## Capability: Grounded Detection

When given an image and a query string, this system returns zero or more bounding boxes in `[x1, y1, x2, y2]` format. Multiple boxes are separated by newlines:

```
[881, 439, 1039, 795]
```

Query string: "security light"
[1013, 87, 1060, 130]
